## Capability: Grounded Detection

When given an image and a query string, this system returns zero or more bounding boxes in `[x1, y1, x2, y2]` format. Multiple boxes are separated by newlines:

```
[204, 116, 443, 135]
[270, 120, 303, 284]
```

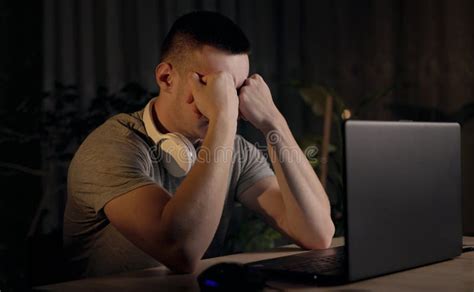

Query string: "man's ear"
[155, 62, 174, 93]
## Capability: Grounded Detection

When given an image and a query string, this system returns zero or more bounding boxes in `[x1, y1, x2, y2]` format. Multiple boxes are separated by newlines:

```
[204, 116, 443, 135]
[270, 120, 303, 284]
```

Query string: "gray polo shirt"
[63, 109, 274, 279]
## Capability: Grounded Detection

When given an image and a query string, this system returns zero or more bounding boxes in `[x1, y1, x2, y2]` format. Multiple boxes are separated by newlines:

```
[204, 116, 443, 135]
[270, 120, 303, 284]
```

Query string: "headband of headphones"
[143, 98, 165, 144]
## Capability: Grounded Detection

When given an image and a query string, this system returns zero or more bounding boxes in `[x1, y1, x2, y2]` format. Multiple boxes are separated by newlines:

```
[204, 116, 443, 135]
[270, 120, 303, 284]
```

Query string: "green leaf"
[298, 86, 332, 116]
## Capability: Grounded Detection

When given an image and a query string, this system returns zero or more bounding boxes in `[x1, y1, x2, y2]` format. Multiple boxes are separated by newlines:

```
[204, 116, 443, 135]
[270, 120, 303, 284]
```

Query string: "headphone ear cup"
[171, 132, 197, 163]
[159, 133, 196, 177]
[142, 98, 197, 177]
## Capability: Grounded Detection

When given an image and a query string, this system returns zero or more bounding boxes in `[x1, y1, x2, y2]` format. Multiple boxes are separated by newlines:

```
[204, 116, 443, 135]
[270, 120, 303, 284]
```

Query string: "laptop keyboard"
[246, 246, 345, 275]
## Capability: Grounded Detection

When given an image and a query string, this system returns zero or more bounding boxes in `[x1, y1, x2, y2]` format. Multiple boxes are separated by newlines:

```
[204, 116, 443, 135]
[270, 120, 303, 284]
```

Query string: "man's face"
[171, 45, 249, 140]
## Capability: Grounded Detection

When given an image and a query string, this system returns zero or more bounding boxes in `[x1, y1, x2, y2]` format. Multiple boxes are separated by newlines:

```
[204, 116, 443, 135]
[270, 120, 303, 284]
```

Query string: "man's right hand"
[188, 72, 239, 122]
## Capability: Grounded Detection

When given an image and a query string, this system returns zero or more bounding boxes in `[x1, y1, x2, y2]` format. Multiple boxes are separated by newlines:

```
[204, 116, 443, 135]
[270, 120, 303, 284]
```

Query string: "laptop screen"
[343, 120, 462, 281]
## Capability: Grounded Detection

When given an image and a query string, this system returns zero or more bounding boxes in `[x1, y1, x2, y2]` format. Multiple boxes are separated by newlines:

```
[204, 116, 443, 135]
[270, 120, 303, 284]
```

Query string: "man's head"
[154, 11, 251, 140]
[160, 11, 250, 70]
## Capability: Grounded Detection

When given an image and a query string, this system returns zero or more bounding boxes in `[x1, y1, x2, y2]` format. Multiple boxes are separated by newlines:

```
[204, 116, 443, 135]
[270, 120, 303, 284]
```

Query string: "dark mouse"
[197, 262, 266, 291]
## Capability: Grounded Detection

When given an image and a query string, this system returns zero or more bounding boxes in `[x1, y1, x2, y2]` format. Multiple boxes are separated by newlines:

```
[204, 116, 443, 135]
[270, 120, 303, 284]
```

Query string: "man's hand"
[188, 72, 239, 122]
[238, 74, 283, 132]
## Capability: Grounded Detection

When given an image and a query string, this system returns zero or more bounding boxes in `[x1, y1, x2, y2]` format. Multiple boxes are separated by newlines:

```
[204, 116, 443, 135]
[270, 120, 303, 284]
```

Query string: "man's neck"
[154, 94, 203, 144]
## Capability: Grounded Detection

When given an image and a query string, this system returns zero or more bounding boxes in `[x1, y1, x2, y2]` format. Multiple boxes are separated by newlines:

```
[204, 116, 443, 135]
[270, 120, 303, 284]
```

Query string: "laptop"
[245, 120, 463, 285]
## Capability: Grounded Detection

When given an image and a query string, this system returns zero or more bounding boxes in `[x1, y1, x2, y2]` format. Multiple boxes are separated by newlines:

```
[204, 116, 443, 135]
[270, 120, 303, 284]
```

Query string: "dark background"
[1, 0, 473, 290]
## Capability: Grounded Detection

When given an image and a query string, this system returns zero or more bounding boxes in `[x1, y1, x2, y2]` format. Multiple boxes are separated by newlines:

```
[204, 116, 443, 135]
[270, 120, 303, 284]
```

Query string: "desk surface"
[36, 237, 474, 291]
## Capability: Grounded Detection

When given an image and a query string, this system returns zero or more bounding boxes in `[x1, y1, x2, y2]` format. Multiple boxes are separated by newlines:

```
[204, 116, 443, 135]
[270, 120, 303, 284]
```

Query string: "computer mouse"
[197, 262, 266, 291]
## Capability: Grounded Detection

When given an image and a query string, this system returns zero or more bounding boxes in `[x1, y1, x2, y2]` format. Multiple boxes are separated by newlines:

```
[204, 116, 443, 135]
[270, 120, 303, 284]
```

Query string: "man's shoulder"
[84, 110, 147, 144]
[233, 134, 249, 146]
[71, 110, 150, 167]
[95, 111, 146, 138]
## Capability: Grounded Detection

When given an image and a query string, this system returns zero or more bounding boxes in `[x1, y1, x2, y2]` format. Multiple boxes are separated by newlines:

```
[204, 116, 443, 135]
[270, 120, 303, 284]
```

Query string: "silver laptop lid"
[344, 120, 462, 281]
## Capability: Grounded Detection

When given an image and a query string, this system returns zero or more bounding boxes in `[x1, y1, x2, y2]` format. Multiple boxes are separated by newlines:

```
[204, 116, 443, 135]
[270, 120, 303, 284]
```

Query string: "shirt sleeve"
[67, 120, 156, 215]
[235, 136, 275, 202]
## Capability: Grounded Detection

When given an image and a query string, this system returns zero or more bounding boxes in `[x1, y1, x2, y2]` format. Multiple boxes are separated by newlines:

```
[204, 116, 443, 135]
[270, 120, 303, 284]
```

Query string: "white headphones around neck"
[143, 98, 197, 177]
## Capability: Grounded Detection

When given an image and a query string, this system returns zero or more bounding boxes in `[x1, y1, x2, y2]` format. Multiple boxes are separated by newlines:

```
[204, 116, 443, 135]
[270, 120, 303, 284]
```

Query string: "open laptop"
[245, 120, 462, 285]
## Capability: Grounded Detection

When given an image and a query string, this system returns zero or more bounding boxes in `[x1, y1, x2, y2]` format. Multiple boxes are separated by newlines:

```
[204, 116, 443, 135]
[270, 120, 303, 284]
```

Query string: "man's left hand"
[238, 74, 283, 132]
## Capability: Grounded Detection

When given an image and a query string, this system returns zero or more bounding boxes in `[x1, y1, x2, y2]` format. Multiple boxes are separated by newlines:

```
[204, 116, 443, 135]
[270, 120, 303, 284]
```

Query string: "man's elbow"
[319, 220, 336, 248]
[168, 257, 198, 274]
[301, 237, 332, 250]
[156, 244, 201, 274]
[300, 221, 335, 250]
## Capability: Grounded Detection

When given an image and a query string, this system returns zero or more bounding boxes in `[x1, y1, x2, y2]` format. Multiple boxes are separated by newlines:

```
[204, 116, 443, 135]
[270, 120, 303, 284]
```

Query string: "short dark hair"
[160, 11, 250, 64]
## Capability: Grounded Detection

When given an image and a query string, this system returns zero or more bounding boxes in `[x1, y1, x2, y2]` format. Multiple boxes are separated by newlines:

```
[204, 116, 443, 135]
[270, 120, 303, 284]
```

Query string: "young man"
[64, 11, 334, 278]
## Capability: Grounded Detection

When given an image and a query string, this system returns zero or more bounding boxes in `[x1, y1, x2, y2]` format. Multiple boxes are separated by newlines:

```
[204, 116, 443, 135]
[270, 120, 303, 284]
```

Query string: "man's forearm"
[264, 115, 334, 249]
[158, 117, 237, 266]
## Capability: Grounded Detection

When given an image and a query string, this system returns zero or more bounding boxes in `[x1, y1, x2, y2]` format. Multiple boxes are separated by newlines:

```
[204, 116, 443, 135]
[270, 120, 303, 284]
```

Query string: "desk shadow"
[118, 268, 171, 278]
[242, 244, 345, 254]
[272, 246, 307, 252]
[268, 281, 370, 292]
[88, 268, 200, 292]
[241, 246, 303, 255]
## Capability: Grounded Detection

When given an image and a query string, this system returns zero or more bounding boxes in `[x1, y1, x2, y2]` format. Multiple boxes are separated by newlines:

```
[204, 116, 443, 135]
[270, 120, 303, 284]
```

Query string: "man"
[64, 11, 334, 279]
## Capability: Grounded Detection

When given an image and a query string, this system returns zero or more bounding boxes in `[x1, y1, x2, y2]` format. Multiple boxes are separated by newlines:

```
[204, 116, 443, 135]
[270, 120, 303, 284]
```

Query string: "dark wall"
[0, 0, 43, 290]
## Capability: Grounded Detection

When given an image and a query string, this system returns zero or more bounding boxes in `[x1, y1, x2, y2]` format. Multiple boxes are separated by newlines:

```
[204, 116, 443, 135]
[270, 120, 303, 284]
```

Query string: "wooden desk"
[35, 237, 474, 291]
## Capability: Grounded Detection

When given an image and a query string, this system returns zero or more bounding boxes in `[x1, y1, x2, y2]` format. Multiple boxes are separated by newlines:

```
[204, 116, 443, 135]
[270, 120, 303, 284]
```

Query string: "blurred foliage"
[296, 84, 347, 237]
[223, 204, 289, 253]
[41, 83, 151, 163]
[0, 83, 152, 175]
[294, 82, 395, 237]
